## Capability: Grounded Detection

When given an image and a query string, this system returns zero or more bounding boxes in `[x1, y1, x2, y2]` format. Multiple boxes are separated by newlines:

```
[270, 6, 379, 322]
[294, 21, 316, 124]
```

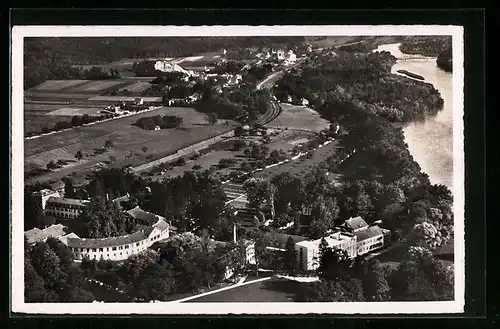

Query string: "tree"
[361, 259, 390, 301]
[283, 237, 298, 275]
[24, 190, 44, 230]
[142, 146, 148, 154]
[24, 258, 49, 302]
[298, 277, 365, 302]
[104, 139, 115, 150]
[71, 115, 83, 127]
[78, 197, 132, 238]
[82, 114, 90, 125]
[243, 178, 272, 209]
[409, 221, 444, 251]
[87, 178, 106, 199]
[317, 247, 352, 281]
[137, 262, 175, 301]
[207, 112, 218, 125]
[75, 150, 84, 161]
[30, 242, 67, 290]
[46, 161, 58, 171]
[46, 237, 74, 270]
[308, 196, 339, 239]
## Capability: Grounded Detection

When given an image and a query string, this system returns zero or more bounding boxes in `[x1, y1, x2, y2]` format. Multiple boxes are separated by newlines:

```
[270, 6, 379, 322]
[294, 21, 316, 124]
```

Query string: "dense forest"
[24, 37, 305, 89]
[399, 36, 453, 72]
[274, 50, 444, 123]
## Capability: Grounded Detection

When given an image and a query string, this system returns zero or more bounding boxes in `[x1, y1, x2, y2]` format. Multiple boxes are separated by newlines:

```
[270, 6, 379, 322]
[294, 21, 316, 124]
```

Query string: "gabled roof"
[344, 216, 369, 231]
[25, 224, 68, 244]
[126, 206, 165, 225]
[353, 226, 383, 242]
[66, 231, 148, 249]
[46, 197, 90, 207]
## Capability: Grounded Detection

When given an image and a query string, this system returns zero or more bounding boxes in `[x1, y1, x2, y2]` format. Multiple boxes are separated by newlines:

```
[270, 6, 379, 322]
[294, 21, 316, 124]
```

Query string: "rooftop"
[126, 206, 165, 225]
[25, 224, 68, 244]
[66, 231, 148, 249]
[344, 216, 369, 231]
[37, 189, 59, 197]
[296, 232, 356, 249]
[46, 197, 90, 207]
[353, 226, 384, 242]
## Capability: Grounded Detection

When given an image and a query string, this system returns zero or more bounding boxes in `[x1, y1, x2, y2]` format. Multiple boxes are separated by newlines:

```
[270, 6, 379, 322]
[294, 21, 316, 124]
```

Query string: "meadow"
[24, 107, 237, 183]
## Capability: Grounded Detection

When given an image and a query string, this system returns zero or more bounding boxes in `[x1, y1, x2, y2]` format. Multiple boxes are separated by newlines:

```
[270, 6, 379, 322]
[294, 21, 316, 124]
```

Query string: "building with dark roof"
[343, 216, 369, 232]
[45, 197, 90, 220]
[25, 224, 68, 245]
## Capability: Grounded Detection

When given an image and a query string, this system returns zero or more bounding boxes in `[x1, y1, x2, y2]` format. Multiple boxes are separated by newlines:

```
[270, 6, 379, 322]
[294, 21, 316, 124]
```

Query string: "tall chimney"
[233, 223, 237, 244]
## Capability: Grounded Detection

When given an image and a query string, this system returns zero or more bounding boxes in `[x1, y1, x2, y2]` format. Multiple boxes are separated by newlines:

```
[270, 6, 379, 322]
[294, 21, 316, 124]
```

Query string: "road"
[256, 58, 306, 91]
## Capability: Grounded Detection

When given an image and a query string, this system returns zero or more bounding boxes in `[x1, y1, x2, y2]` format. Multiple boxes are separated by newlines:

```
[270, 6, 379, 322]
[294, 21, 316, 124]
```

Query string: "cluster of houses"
[25, 189, 176, 262]
[224, 181, 391, 271]
[255, 48, 297, 66]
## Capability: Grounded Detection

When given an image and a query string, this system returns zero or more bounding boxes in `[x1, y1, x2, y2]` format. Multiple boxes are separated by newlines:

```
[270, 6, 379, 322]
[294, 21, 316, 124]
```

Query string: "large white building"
[44, 197, 90, 220]
[342, 216, 386, 256]
[295, 231, 357, 271]
[294, 216, 390, 271]
[65, 206, 171, 261]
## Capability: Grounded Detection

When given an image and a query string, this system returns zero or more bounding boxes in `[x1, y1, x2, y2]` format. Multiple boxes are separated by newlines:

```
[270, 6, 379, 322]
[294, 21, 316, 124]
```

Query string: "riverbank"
[397, 69, 425, 80]
[374, 43, 453, 188]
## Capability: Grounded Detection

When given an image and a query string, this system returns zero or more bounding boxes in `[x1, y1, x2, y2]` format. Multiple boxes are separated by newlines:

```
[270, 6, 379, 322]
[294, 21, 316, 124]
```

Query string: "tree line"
[399, 36, 453, 73]
[135, 115, 183, 130]
[24, 37, 305, 89]
[274, 50, 444, 123]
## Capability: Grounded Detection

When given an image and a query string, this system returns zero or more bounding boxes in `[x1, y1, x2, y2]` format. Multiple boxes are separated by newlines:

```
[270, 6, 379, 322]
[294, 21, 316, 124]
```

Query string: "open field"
[24, 107, 238, 183]
[44, 107, 104, 116]
[117, 81, 152, 92]
[25, 91, 98, 101]
[30, 80, 90, 92]
[24, 103, 104, 134]
[148, 129, 317, 180]
[67, 80, 130, 93]
[88, 96, 162, 102]
[253, 140, 341, 180]
[265, 104, 330, 133]
[187, 277, 307, 302]
[304, 36, 358, 48]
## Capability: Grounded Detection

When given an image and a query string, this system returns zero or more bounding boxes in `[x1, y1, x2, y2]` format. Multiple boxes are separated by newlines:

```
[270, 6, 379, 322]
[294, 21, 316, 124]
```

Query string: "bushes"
[135, 115, 183, 130]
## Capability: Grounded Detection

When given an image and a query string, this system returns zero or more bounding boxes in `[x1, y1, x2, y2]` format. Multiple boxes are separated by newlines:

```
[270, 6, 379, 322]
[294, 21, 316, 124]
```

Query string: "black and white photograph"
[11, 25, 464, 314]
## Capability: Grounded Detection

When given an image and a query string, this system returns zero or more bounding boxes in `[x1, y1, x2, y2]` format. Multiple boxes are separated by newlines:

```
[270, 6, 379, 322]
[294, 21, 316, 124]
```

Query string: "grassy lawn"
[265, 104, 330, 133]
[186, 277, 309, 303]
[304, 36, 358, 48]
[253, 140, 341, 180]
[24, 107, 237, 183]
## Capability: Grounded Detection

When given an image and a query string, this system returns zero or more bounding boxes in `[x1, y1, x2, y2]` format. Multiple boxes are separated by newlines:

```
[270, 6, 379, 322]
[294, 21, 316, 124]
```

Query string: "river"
[373, 43, 453, 189]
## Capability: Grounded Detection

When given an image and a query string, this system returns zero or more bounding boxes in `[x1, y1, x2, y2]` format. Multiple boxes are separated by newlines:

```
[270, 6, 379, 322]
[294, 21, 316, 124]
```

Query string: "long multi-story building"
[295, 231, 357, 271]
[294, 216, 391, 271]
[44, 197, 90, 220]
[65, 206, 171, 261]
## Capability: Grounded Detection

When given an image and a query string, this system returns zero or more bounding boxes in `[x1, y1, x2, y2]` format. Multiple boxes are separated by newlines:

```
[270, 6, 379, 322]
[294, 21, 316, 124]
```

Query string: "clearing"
[265, 103, 330, 133]
[24, 106, 237, 183]
[253, 139, 341, 180]
[30, 80, 91, 92]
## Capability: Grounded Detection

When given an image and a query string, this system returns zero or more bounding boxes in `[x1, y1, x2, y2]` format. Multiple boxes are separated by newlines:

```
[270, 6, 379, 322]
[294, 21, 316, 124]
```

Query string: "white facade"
[354, 229, 385, 256]
[295, 232, 357, 271]
[45, 197, 90, 220]
[67, 226, 170, 262]
[36, 189, 61, 209]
